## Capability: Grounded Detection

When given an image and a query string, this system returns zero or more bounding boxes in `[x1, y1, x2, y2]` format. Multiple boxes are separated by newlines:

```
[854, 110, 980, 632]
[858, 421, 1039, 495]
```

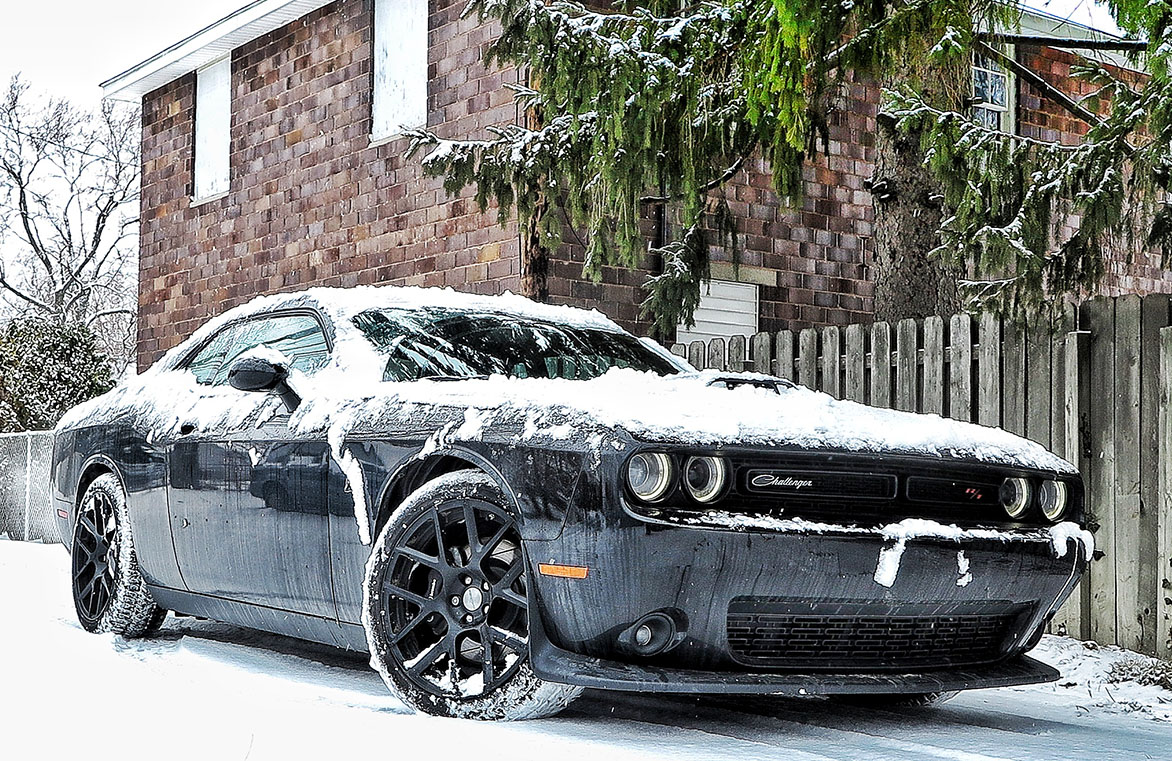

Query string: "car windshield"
[353, 307, 682, 382]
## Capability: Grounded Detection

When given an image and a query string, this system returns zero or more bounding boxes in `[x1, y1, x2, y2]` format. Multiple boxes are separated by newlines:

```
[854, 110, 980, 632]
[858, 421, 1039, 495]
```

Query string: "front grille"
[742, 469, 897, 500]
[718, 453, 1056, 528]
[726, 598, 1025, 671]
[906, 476, 1003, 505]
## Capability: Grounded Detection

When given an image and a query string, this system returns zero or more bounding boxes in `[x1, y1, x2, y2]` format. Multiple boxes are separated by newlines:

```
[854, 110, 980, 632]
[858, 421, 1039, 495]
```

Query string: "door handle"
[179, 423, 196, 435]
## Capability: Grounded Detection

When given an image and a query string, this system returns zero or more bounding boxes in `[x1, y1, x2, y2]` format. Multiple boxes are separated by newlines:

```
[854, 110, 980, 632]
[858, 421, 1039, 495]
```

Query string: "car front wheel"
[71, 473, 167, 636]
[363, 470, 581, 720]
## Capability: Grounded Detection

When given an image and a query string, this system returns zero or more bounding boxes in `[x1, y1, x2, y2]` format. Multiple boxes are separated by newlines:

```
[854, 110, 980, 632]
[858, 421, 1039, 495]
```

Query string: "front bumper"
[524, 518, 1087, 694]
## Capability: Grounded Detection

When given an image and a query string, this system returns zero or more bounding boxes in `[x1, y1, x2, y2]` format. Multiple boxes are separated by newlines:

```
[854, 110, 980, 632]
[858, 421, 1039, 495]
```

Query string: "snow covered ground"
[4, 537, 1172, 761]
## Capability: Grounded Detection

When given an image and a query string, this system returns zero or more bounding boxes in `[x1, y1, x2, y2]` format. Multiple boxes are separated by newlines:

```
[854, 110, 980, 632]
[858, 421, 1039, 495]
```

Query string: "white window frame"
[371, 0, 428, 142]
[972, 46, 1016, 135]
[676, 279, 760, 345]
[193, 56, 232, 202]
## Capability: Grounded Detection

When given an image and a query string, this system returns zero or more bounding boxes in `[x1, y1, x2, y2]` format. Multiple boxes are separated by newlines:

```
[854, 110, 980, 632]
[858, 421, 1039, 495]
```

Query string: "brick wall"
[1017, 44, 1172, 297]
[138, 0, 522, 370]
[545, 75, 878, 340]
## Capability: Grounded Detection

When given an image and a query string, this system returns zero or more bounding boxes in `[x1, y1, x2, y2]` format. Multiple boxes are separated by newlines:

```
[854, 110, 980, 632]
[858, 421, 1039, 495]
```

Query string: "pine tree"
[409, 0, 1162, 329]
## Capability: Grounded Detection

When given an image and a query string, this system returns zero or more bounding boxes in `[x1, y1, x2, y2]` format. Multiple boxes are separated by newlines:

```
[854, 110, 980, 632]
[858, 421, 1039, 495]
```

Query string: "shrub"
[0, 317, 114, 432]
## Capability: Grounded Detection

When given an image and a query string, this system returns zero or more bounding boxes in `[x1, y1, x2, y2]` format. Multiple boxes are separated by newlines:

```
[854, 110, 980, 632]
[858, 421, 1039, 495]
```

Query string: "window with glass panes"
[972, 53, 1011, 132]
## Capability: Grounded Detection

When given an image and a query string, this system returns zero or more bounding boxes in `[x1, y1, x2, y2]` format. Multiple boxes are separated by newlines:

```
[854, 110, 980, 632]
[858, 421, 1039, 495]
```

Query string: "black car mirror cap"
[227, 356, 301, 411]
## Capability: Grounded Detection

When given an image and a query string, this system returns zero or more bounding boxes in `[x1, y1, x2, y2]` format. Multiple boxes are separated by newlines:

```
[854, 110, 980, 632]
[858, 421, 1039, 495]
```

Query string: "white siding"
[372, 0, 428, 140]
[676, 280, 759, 344]
[193, 58, 231, 200]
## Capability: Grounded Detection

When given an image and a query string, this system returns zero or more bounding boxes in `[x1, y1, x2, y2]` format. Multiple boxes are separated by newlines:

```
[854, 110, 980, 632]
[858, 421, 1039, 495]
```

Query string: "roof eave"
[100, 0, 334, 102]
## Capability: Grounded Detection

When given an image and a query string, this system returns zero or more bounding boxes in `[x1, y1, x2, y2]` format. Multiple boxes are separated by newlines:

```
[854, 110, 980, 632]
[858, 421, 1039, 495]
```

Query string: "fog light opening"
[618, 612, 684, 657]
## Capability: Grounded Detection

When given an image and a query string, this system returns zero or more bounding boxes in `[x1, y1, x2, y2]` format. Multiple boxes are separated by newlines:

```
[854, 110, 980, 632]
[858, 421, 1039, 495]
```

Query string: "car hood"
[292, 368, 1076, 475]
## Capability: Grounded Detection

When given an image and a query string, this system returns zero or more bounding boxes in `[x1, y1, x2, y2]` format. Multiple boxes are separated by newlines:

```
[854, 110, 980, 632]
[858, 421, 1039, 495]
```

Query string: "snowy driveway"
[3, 538, 1171, 761]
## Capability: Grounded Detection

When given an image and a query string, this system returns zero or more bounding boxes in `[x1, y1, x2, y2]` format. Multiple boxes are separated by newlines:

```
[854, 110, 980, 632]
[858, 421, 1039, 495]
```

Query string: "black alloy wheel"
[72, 485, 121, 627]
[377, 497, 529, 700]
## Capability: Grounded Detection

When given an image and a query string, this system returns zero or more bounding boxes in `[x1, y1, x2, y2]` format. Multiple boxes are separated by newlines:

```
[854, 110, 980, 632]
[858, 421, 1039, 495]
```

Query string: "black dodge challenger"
[52, 286, 1091, 720]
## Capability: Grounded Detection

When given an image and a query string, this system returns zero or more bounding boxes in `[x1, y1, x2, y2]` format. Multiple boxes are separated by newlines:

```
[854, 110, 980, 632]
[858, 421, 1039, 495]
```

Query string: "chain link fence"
[0, 431, 58, 543]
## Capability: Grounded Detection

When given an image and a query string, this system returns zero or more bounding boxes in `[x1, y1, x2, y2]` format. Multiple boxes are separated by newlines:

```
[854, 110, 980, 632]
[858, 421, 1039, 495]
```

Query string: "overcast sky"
[0, 0, 246, 108]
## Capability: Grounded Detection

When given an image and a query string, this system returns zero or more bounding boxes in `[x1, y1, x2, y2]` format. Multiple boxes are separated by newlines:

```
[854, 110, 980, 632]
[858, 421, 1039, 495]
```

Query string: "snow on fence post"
[1157, 326, 1172, 660]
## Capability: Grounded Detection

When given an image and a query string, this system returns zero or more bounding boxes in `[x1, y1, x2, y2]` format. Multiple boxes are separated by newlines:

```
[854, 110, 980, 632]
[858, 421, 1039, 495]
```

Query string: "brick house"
[102, 0, 1166, 371]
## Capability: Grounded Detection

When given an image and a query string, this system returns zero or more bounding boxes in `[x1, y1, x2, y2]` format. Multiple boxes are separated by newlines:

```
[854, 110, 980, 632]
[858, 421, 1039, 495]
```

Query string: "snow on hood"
[283, 364, 1077, 475]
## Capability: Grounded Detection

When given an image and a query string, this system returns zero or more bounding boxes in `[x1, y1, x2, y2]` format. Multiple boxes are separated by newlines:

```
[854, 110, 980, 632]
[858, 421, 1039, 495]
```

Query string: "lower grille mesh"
[726, 599, 1024, 671]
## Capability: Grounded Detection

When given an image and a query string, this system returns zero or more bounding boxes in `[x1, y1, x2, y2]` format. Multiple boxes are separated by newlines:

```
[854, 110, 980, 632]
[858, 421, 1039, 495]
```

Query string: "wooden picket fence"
[670, 294, 1172, 661]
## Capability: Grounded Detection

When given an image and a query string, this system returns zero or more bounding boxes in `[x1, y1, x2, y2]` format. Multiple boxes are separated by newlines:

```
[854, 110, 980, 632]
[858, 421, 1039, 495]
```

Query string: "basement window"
[372, 0, 428, 140]
[193, 57, 231, 201]
[676, 280, 759, 345]
[972, 52, 1014, 133]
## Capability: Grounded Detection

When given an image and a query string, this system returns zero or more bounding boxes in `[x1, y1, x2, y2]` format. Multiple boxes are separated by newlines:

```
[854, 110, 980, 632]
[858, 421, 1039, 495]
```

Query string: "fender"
[74, 454, 126, 517]
[375, 443, 523, 525]
[57, 454, 126, 553]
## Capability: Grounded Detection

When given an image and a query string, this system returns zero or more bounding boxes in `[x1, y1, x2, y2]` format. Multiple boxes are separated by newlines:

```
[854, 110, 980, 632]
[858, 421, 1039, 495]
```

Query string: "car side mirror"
[228, 356, 301, 411]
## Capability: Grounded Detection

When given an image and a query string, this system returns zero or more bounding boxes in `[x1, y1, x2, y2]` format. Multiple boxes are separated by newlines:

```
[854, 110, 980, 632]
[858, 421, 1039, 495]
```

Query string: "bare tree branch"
[0, 74, 139, 369]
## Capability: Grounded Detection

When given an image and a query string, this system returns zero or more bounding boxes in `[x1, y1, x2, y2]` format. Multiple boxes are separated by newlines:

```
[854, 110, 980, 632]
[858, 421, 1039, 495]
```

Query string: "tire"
[363, 470, 581, 720]
[70, 473, 167, 637]
[830, 691, 959, 709]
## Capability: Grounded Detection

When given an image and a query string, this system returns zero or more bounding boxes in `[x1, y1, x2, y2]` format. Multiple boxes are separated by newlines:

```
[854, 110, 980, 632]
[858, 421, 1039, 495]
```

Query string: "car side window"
[209, 314, 331, 386]
[185, 326, 241, 385]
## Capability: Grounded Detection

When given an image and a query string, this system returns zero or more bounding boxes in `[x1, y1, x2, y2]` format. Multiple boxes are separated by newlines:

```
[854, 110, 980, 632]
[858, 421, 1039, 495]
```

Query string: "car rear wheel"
[71, 473, 167, 637]
[363, 470, 581, 720]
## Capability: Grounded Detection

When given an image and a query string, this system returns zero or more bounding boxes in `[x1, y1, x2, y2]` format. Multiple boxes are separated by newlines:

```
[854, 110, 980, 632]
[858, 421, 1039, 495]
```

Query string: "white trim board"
[101, 0, 336, 101]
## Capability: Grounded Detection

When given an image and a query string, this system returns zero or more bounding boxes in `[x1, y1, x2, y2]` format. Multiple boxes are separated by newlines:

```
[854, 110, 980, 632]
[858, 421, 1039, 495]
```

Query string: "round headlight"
[684, 456, 728, 503]
[1039, 480, 1068, 522]
[1000, 477, 1032, 519]
[627, 453, 673, 502]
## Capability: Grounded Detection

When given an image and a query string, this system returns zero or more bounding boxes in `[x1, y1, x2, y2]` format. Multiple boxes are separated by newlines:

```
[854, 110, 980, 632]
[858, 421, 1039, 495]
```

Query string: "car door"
[168, 312, 336, 619]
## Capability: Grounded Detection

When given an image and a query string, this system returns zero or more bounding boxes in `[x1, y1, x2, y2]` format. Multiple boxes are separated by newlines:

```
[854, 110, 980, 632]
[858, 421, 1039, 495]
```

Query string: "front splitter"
[531, 633, 1059, 695]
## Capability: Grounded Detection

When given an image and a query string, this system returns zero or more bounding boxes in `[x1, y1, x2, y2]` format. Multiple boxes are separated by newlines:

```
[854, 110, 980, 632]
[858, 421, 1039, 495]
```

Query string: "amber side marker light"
[538, 563, 589, 579]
